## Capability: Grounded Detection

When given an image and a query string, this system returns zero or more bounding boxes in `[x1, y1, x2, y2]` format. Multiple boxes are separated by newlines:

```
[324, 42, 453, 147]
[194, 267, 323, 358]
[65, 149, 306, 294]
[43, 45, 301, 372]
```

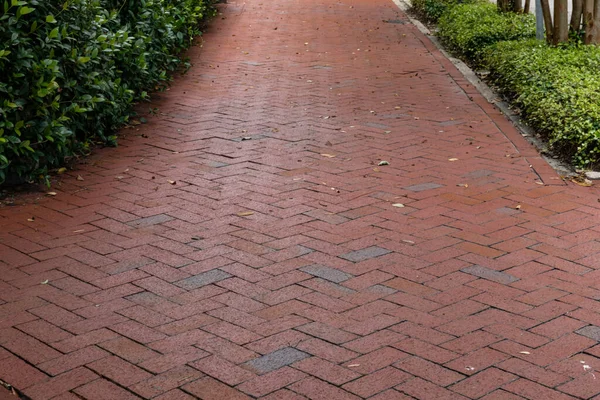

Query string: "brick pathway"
[2, 0, 600, 399]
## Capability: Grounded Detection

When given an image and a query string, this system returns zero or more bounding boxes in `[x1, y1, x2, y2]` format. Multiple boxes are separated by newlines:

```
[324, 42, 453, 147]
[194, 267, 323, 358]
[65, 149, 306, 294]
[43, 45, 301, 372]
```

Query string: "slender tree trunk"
[553, 0, 569, 43]
[584, 0, 596, 43]
[524, 0, 531, 13]
[571, 0, 584, 31]
[592, 0, 600, 43]
[513, 0, 523, 12]
[540, 0, 554, 42]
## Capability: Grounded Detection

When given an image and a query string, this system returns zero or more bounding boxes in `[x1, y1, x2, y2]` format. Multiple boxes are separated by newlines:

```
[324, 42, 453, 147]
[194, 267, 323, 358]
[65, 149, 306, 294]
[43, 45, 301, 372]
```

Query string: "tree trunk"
[524, 0, 531, 13]
[584, 0, 597, 43]
[540, 0, 554, 42]
[513, 0, 523, 12]
[571, 0, 584, 31]
[592, 0, 600, 43]
[553, 0, 569, 43]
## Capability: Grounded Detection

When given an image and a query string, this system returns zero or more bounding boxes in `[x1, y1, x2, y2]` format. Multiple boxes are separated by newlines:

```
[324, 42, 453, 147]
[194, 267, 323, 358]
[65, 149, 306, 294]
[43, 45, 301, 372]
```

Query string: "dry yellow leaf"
[237, 211, 254, 217]
[168, 180, 176, 185]
[57, 167, 67, 174]
[448, 158, 459, 162]
[46, 192, 57, 196]
[321, 154, 336, 158]
[571, 177, 593, 187]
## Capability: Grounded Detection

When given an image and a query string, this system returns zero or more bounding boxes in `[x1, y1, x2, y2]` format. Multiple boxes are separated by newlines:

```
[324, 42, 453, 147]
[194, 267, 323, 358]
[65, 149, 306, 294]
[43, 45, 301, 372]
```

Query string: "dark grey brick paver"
[461, 265, 519, 285]
[339, 246, 391, 262]
[244, 347, 309, 374]
[175, 269, 232, 290]
[300, 265, 353, 283]
[577, 326, 600, 341]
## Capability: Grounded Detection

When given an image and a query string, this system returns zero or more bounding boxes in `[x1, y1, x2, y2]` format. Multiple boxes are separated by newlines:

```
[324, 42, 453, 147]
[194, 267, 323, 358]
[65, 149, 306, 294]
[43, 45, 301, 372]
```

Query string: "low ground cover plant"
[437, 2, 535, 63]
[0, 0, 215, 185]
[486, 40, 600, 166]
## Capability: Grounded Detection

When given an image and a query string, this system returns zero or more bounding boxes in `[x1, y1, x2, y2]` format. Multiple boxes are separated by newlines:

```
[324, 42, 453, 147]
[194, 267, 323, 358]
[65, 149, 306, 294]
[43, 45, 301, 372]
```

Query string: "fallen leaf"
[321, 154, 336, 158]
[572, 177, 593, 187]
[347, 364, 360, 367]
[465, 366, 475, 371]
[384, 130, 391, 134]
[535, 181, 544, 185]
[41, 280, 49, 285]
[27, 217, 35, 222]
[372, 168, 380, 172]
[241, 137, 252, 141]
[457, 183, 468, 188]
[46, 192, 57, 196]
[73, 229, 85, 233]
[402, 239, 415, 244]
[519, 351, 530, 355]
[168, 180, 176, 185]
[237, 211, 254, 216]
[448, 158, 459, 162]
[76, 175, 84, 181]
[378, 160, 390, 166]
[116, 175, 125, 179]
[57, 167, 67, 174]
[392, 203, 405, 208]
[515, 204, 522, 210]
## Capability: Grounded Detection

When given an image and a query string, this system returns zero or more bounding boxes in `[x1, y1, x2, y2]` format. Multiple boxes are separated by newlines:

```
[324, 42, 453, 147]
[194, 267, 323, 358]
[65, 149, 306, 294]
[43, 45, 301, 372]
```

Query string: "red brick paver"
[2, 0, 600, 399]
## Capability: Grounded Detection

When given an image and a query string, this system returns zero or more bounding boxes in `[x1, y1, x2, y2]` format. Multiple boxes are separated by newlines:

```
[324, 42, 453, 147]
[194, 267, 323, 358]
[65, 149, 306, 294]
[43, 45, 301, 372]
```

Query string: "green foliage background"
[0, 0, 215, 185]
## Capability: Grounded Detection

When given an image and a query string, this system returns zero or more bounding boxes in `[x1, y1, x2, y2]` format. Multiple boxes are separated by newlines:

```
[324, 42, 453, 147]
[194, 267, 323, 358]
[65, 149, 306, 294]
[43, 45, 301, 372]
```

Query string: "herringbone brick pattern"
[1, 0, 600, 398]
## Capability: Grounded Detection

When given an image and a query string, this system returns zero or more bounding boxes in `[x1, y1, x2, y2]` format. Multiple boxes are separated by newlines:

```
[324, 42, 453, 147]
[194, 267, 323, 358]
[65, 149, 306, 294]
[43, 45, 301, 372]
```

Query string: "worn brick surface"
[2, 0, 600, 398]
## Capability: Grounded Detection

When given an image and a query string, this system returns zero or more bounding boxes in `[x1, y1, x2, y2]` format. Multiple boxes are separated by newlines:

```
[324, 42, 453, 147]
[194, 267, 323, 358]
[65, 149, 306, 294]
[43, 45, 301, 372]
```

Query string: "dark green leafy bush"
[486, 40, 600, 167]
[412, 0, 476, 22]
[0, 0, 215, 184]
[438, 2, 535, 63]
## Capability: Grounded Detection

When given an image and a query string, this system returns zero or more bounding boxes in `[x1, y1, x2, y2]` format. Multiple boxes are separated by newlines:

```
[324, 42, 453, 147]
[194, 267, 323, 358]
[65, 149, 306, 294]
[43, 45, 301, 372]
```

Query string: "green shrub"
[438, 3, 535, 63]
[486, 40, 600, 167]
[0, 0, 215, 185]
[412, 0, 476, 22]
